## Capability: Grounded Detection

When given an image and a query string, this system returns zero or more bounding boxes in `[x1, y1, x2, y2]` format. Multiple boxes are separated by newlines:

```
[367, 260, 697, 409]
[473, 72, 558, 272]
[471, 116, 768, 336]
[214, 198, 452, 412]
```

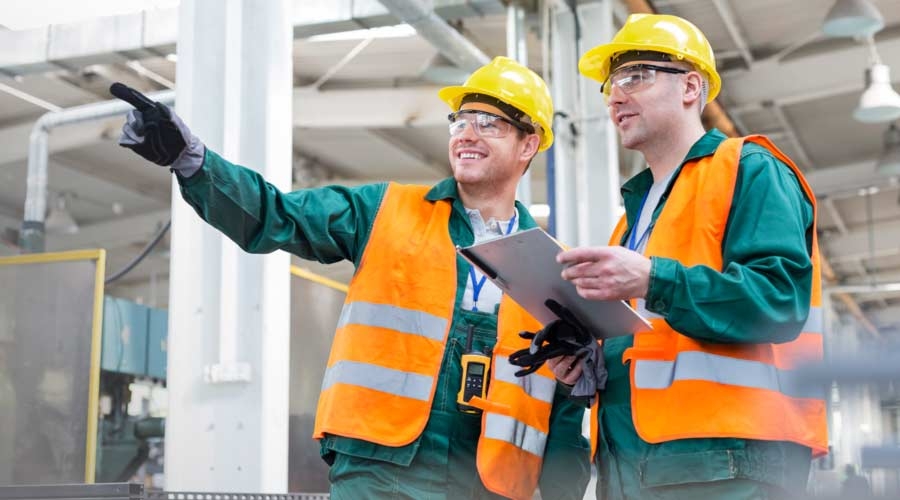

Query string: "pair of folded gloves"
[509, 299, 607, 404]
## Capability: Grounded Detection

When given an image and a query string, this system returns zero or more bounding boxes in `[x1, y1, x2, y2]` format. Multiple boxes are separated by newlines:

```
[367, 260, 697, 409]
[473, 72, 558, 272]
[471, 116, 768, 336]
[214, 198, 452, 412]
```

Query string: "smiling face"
[447, 101, 540, 192]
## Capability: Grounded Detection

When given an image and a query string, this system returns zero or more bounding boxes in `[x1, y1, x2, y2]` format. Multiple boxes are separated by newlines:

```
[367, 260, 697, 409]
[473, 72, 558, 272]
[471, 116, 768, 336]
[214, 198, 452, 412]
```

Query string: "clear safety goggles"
[448, 110, 534, 139]
[601, 63, 689, 100]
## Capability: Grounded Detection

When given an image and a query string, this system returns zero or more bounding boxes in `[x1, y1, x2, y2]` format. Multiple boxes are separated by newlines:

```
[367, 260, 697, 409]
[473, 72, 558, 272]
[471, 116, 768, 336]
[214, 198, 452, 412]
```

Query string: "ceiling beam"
[805, 160, 898, 198]
[0, 86, 449, 168]
[721, 32, 900, 108]
[0, 117, 118, 167]
[0, 0, 505, 76]
[51, 152, 171, 203]
[365, 128, 449, 175]
[710, 0, 754, 70]
[844, 270, 900, 286]
[822, 220, 900, 264]
[822, 198, 849, 236]
[293, 86, 447, 128]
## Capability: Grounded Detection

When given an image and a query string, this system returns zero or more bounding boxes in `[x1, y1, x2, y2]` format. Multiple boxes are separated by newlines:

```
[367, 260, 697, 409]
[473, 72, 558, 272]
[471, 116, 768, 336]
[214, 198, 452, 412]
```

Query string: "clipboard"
[457, 227, 651, 339]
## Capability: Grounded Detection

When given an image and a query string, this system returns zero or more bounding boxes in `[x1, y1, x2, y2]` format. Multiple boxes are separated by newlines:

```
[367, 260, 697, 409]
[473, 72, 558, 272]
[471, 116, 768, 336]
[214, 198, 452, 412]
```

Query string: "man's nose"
[459, 119, 480, 140]
[606, 83, 628, 106]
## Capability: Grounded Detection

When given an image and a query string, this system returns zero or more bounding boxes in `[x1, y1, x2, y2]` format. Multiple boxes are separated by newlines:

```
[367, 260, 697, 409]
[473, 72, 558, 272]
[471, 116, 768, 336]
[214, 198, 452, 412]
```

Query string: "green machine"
[95, 297, 167, 483]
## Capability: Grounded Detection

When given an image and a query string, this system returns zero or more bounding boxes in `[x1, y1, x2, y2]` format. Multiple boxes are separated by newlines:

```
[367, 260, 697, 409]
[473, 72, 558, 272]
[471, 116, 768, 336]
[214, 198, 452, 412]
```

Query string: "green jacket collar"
[426, 177, 539, 230]
[621, 128, 729, 197]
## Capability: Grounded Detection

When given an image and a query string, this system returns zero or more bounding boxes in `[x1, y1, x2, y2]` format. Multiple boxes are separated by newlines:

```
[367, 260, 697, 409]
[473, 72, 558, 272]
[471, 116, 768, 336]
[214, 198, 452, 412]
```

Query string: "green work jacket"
[597, 129, 816, 499]
[177, 151, 591, 499]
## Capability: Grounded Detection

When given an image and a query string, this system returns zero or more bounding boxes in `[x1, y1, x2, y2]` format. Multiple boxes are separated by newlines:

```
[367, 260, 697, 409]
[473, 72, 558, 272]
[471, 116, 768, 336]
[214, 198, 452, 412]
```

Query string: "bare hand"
[547, 354, 584, 386]
[557, 246, 651, 301]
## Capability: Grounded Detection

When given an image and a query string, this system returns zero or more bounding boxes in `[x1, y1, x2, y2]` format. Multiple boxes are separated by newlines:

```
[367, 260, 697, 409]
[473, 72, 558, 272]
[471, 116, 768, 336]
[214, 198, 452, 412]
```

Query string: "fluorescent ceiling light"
[822, 0, 884, 38]
[0, 0, 179, 31]
[854, 64, 900, 123]
[307, 24, 415, 43]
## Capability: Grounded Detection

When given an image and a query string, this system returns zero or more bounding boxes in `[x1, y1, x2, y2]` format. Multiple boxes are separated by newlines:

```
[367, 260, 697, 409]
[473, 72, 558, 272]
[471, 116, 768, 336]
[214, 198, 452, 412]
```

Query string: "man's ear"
[683, 72, 703, 107]
[519, 133, 541, 163]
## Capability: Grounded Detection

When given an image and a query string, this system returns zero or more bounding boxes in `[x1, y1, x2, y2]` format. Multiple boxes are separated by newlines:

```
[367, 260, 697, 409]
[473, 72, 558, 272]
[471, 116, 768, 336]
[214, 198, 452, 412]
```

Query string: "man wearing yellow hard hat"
[111, 57, 590, 499]
[552, 14, 825, 499]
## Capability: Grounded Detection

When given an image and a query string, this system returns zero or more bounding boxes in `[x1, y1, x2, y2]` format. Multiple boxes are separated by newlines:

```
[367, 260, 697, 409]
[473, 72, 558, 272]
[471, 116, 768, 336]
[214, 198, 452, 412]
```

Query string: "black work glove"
[508, 299, 594, 377]
[111, 82, 198, 169]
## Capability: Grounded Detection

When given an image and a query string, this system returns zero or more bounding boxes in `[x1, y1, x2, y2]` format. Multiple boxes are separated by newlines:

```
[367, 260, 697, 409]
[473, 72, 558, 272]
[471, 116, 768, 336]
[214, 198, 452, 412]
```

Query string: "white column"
[550, 7, 579, 245]
[507, 3, 532, 207]
[166, 0, 292, 492]
[576, 0, 619, 246]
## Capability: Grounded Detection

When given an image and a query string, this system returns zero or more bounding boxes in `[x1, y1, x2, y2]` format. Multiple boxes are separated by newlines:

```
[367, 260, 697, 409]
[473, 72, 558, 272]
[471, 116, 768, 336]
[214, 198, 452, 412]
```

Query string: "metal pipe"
[19, 89, 175, 253]
[507, 2, 532, 206]
[378, 0, 490, 72]
[549, 7, 579, 245]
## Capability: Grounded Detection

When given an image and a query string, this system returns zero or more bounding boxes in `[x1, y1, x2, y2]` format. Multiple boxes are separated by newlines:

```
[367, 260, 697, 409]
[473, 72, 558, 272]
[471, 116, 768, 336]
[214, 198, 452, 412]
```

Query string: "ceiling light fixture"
[876, 123, 900, 176]
[822, 0, 884, 38]
[44, 193, 79, 235]
[854, 39, 900, 123]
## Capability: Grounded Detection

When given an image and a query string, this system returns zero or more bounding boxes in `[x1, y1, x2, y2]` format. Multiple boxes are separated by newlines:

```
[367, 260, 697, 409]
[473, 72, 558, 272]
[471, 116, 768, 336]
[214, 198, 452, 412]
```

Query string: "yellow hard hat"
[578, 14, 720, 103]
[439, 56, 554, 152]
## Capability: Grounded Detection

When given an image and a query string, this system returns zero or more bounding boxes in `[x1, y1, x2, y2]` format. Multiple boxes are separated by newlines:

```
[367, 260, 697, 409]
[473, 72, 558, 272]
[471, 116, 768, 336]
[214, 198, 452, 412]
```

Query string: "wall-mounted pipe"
[20, 89, 175, 253]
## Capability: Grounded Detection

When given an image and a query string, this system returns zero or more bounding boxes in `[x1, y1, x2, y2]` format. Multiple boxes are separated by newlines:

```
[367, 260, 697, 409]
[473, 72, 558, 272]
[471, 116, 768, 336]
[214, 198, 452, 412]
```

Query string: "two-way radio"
[457, 325, 491, 414]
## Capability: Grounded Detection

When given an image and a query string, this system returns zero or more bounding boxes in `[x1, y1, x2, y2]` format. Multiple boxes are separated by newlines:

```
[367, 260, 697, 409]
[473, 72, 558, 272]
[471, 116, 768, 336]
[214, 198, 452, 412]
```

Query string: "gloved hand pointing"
[111, 83, 205, 176]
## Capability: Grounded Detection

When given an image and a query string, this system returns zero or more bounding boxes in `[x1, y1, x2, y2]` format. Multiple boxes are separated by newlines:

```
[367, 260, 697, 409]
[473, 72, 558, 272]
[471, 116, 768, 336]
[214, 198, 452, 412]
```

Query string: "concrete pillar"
[549, 8, 579, 245]
[165, 0, 293, 492]
[576, 0, 620, 246]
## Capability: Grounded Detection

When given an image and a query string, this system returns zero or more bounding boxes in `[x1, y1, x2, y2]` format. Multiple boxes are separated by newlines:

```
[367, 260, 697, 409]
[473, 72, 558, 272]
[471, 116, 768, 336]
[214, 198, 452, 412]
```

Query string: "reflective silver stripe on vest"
[493, 356, 556, 404]
[321, 360, 433, 401]
[338, 301, 448, 342]
[484, 413, 547, 457]
[634, 351, 825, 400]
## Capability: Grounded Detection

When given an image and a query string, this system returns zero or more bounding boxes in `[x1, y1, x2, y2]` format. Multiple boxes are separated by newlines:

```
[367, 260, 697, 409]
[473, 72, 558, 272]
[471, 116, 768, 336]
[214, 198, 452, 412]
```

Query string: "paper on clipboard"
[457, 227, 651, 339]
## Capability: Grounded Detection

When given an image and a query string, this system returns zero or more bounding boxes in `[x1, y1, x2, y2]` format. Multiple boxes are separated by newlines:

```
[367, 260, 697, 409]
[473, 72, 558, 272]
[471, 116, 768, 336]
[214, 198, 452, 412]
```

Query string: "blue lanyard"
[468, 213, 517, 312]
[627, 191, 653, 252]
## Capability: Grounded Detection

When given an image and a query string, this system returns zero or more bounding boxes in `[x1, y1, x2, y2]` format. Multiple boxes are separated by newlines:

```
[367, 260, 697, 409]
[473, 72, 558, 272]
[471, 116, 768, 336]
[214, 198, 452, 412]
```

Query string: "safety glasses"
[601, 64, 689, 100]
[448, 110, 534, 139]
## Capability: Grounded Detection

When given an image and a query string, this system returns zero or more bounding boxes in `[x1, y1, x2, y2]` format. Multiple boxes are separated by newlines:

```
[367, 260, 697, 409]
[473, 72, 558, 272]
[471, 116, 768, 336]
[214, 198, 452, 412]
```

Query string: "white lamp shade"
[854, 64, 900, 123]
[876, 124, 900, 175]
[44, 196, 79, 234]
[822, 0, 884, 38]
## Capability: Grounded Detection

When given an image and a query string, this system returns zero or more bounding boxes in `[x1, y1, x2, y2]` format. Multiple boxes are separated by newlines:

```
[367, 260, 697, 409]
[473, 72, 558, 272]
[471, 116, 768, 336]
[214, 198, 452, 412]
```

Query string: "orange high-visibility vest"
[313, 182, 558, 500]
[596, 136, 827, 458]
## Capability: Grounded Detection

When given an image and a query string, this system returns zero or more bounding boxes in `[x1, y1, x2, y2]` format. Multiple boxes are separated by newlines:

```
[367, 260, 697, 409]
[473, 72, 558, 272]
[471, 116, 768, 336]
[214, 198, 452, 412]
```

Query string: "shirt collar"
[425, 177, 539, 230]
